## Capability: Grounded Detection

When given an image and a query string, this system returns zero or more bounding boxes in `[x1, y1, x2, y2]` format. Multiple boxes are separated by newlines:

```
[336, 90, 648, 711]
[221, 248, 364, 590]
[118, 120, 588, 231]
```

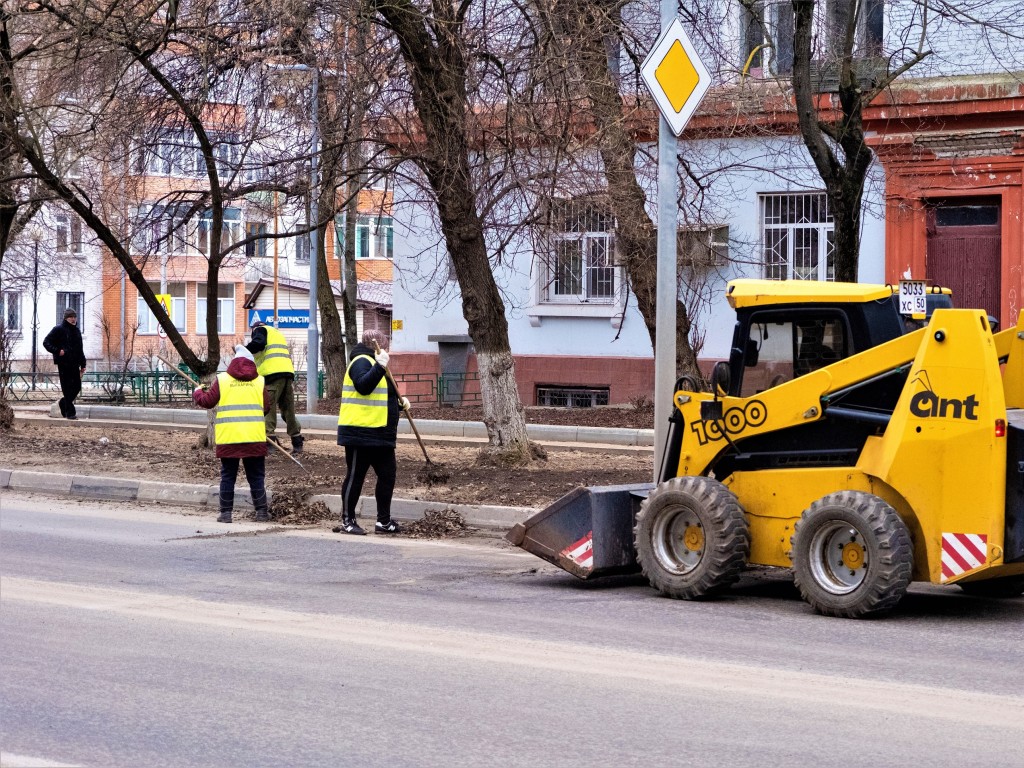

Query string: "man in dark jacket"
[42, 307, 87, 420]
[193, 345, 273, 524]
[336, 329, 410, 535]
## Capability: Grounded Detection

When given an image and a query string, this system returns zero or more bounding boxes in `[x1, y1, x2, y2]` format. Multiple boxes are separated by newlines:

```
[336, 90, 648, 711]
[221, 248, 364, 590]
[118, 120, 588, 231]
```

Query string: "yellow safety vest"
[255, 326, 295, 377]
[338, 355, 388, 428]
[214, 372, 266, 444]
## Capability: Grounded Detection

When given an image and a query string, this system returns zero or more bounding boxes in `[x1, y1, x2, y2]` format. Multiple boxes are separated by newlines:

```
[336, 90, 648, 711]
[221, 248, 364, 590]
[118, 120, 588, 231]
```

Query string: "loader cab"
[725, 280, 905, 397]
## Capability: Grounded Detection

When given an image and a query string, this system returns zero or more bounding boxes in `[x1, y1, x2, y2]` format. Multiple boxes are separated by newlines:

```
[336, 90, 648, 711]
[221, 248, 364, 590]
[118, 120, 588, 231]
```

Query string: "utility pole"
[31, 235, 39, 391]
[307, 72, 320, 415]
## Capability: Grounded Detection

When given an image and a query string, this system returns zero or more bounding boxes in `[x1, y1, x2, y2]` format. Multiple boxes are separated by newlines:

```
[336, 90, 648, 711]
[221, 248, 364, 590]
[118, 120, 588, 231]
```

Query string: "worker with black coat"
[42, 307, 87, 420]
[336, 329, 410, 535]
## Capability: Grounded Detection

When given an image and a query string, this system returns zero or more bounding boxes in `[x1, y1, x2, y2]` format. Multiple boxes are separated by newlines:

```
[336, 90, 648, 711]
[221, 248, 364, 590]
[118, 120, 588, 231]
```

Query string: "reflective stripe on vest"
[338, 355, 388, 428]
[255, 326, 295, 377]
[214, 372, 266, 445]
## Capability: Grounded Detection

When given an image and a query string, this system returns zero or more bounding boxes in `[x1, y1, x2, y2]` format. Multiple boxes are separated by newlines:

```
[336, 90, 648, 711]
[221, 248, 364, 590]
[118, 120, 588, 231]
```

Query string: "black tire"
[957, 575, 1024, 598]
[791, 491, 913, 618]
[634, 476, 750, 599]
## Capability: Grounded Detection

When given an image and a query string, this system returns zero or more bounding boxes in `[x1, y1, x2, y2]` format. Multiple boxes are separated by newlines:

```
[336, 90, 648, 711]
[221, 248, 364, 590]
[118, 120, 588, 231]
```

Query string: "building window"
[245, 222, 268, 259]
[761, 192, 834, 281]
[1, 291, 21, 332]
[198, 283, 236, 334]
[355, 215, 394, 259]
[295, 224, 310, 262]
[132, 204, 191, 255]
[741, 1, 765, 72]
[56, 292, 84, 330]
[138, 282, 186, 335]
[539, 198, 617, 304]
[772, 2, 795, 75]
[679, 225, 729, 268]
[55, 212, 83, 255]
[536, 385, 610, 408]
[197, 208, 243, 255]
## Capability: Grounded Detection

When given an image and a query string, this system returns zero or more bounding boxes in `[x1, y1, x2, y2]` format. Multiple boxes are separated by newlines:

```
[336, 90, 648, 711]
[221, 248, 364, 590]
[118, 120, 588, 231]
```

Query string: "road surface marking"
[5, 576, 1023, 731]
[0, 753, 83, 767]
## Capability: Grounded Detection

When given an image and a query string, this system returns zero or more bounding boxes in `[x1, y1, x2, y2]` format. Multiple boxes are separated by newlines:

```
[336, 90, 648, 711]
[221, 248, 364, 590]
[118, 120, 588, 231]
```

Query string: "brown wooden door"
[926, 198, 1001, 320]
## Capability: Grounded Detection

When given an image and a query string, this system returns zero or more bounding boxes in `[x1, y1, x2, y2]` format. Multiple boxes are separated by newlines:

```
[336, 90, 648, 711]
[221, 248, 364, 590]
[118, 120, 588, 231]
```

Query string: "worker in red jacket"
[193, 345, 273, 523]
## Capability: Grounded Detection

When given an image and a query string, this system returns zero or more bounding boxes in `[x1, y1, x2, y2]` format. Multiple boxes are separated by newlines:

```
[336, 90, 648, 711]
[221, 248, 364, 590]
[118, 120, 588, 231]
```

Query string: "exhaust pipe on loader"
[506, 483, 655, 579]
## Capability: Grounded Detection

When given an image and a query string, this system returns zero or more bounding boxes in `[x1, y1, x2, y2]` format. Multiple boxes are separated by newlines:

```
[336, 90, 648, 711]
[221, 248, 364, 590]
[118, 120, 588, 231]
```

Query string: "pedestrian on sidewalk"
[42, 307, 87, 420]
[336, 329, 410, 535]
[246, 320, 303, 454]
[193, 345, 272, 524]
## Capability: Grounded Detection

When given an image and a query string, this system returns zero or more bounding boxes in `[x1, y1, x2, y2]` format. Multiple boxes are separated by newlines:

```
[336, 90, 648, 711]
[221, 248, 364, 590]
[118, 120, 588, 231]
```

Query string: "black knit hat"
[64, 308, 78, 319]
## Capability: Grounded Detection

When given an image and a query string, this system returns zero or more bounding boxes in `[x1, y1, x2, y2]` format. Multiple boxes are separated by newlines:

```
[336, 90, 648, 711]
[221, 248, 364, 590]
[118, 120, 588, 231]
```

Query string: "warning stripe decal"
[940, 533, 988, 582]
[561, 532, 594, 569]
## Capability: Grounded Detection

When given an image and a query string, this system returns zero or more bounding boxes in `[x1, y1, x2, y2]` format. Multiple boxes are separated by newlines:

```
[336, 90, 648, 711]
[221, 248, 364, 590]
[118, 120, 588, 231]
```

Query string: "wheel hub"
[652, 509, 705, 575]
[808, 523, 869, 594]
[683, 525, 705, 552]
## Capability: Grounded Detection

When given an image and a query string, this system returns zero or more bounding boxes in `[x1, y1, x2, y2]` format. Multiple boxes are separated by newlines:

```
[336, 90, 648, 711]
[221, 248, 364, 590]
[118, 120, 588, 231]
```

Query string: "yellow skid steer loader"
[509, 279, 1024, 617]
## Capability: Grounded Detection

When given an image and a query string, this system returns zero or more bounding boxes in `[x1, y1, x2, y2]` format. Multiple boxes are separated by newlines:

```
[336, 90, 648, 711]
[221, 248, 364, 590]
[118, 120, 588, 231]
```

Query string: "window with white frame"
[197, 283, 236, 334]
[295, 224, 310, 262]
[679, 225, 729, 268]
[245, 222, 268, 259]
[1, 291, 21, 332]
[539, 199, 617, 303]
[56, 292, 84, 329]
[761, 192, 835, 281]
[137, 282, 186, 335]
[356, 215, 394, 259]
[197, 208, 243, 255]
[55, 211, 83, 255]
[132, 203, 191, 255]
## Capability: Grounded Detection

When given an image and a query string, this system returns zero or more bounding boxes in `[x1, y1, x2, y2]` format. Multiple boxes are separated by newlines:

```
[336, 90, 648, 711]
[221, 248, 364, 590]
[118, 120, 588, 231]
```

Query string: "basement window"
[536, 386, 610, 408]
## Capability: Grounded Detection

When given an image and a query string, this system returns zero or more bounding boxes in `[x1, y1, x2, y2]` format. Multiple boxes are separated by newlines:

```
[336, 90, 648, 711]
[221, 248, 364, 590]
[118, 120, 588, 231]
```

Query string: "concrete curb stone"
[3, 467, 533, 530]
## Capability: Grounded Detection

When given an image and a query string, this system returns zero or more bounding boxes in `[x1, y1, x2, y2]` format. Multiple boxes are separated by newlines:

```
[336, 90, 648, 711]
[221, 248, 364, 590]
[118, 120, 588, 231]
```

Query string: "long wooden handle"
[158, 354, 201, 387]
[372, 341, 433, 464]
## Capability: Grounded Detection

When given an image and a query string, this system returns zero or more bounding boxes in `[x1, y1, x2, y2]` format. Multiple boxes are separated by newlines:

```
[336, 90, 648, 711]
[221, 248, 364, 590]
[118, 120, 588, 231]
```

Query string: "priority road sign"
[640, 19, 712, 137]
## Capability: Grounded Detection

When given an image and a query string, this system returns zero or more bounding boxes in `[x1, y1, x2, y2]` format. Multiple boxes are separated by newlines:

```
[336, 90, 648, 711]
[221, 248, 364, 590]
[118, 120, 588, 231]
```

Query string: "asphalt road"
[2, 492, 1022, 768]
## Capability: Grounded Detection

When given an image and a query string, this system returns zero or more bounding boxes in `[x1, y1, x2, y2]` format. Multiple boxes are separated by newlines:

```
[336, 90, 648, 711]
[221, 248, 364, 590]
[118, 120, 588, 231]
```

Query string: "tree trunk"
[374, 0, 532, 463]
[549, 0, 704, 383]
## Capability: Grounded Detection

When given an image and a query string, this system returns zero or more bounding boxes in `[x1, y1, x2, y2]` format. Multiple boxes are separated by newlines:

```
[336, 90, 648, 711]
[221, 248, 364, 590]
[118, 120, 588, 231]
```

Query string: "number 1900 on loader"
[508, 279, 1024, 617]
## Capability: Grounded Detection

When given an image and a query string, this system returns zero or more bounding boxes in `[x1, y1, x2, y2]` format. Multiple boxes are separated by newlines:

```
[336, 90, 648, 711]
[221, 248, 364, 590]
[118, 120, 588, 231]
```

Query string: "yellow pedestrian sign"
[640, 19, 712, 137]
[155, 294, 173, 320]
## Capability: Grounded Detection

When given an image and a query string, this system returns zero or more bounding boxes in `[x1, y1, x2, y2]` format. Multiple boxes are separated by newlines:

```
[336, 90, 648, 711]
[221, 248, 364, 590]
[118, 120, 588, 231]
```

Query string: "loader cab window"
[739, 315, 848, 396]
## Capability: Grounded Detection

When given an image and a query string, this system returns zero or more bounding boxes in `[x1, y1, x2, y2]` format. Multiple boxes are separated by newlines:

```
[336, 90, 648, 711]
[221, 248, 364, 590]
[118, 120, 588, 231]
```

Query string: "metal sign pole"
[653, 0, 679, 480]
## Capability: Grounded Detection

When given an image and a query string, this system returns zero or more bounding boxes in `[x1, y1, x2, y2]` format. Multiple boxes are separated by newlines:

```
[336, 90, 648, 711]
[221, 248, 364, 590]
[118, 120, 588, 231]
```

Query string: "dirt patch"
[3, 421, 652, 512]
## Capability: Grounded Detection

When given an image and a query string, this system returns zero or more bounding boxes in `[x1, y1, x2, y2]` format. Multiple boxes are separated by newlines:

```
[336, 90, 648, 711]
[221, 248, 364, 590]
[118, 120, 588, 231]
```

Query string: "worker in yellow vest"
[247, 320, 304, 454]
[335, 330, 409, 535]
[193, 345, 272, 524]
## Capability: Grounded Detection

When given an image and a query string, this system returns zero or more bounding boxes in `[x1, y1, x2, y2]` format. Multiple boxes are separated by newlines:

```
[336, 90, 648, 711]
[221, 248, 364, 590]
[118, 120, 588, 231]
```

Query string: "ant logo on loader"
[909, 370, 979, 421]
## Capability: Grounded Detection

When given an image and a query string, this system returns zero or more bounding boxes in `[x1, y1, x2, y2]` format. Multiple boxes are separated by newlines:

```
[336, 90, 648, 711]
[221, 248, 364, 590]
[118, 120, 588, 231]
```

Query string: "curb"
[0, 467, 537, 531]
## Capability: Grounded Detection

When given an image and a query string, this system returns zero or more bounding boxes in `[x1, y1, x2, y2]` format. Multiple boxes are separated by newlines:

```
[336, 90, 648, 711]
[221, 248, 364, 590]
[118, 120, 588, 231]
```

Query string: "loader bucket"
[506, 483, 655, 579]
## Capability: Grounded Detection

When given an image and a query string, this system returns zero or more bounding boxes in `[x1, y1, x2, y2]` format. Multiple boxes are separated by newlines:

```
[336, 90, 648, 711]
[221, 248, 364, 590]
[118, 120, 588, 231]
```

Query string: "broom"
[372, 342, 450, 485]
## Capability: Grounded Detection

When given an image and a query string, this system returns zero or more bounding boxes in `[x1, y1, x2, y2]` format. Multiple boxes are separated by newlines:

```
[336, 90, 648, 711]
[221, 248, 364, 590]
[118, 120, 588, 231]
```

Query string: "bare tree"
[0, 0, 323, 377]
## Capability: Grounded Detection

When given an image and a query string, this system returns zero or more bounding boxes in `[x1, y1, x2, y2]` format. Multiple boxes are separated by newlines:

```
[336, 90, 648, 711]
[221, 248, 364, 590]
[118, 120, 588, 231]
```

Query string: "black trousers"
[57, 365, 82, 418]
[219, 456, 268, 515]
[341, 446, 396, 524]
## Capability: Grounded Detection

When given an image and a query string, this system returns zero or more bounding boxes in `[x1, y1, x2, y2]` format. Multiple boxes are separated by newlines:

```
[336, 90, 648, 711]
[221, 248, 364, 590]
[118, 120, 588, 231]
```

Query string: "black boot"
[291, 434, 304, 454]
[254, 505, 270, 522]
[217, 510, 232, 523]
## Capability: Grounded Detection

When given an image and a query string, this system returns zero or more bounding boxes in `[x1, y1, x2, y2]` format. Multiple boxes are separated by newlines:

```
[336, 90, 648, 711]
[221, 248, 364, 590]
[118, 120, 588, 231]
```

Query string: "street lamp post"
[31, 234, 40, 391]
[266, 61, 321, 414]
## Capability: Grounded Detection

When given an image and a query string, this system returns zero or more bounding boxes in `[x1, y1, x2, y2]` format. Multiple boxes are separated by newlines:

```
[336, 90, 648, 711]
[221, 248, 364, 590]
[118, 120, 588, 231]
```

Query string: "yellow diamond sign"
[641, 19, 712, 137]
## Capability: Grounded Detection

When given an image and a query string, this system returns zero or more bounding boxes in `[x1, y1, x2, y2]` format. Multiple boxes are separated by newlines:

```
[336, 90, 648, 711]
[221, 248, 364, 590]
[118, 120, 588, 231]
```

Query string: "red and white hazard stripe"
[940, 533, 988, 582]
[561, 532, 594, 570]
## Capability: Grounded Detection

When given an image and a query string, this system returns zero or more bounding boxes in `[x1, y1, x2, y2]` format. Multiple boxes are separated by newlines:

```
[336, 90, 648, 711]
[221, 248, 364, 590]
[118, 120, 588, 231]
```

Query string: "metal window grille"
[541, 198, 617, 303]
[760, 192, 834, 281]
[536, 385, 610, 408]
